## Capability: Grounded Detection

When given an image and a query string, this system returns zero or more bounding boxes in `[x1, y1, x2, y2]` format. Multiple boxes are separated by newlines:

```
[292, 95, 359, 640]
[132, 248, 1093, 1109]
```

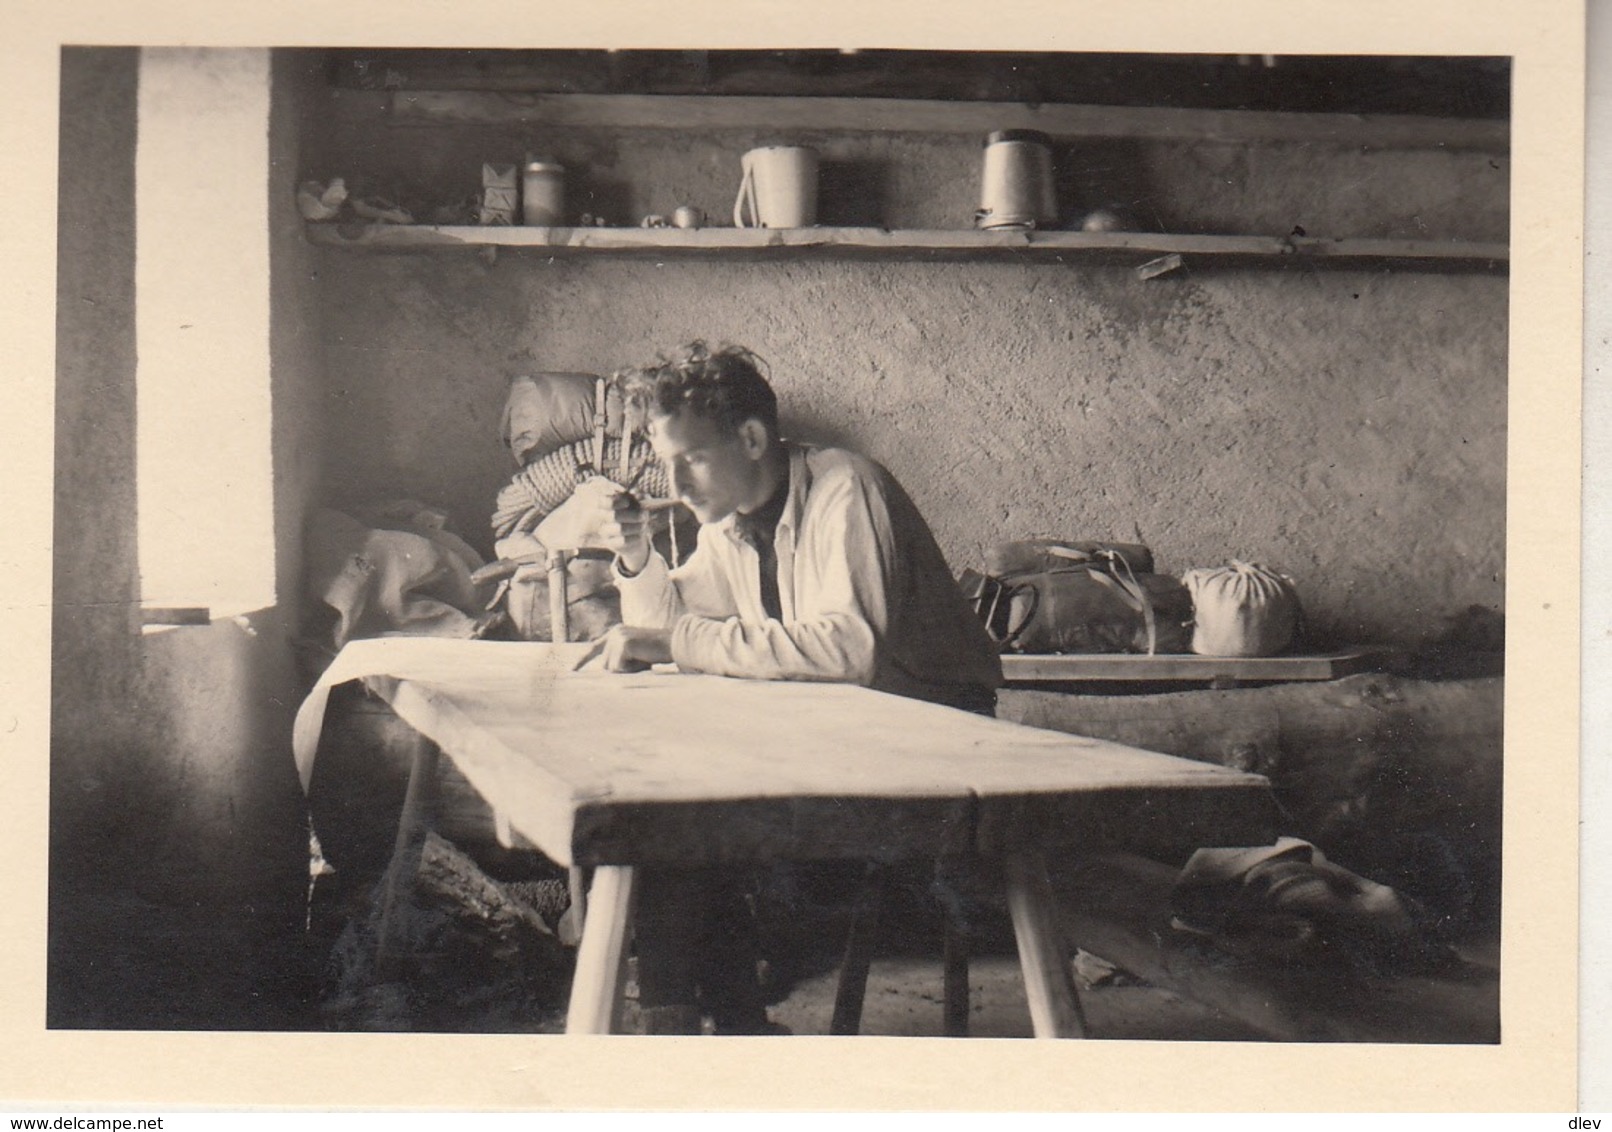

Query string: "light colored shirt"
[615, 442, 1003, 706]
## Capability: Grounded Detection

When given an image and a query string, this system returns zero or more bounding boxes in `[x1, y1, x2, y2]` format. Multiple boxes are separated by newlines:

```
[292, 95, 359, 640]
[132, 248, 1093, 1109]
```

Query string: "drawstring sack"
[1181, 560, 1302, 657]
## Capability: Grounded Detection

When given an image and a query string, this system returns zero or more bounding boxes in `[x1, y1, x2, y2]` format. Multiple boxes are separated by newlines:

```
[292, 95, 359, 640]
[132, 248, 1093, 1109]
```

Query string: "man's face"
[649, 408, 767, 525]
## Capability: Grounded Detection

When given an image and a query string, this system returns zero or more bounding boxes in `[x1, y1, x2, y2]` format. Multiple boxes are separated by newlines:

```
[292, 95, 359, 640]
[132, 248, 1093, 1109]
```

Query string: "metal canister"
[522, 160, 567, 227]
[975, 130, 1058, 230]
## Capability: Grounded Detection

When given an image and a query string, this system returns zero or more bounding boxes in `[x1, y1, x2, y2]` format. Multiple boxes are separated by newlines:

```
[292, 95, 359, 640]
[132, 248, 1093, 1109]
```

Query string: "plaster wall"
[52, 48, 144, 876]
[311, 111, 1507, 645]
[50, 48, 321, 1025]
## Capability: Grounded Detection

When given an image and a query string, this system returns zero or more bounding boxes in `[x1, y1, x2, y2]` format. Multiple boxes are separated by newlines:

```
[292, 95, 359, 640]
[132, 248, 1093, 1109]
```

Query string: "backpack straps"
[1089, 549, 1160, 655]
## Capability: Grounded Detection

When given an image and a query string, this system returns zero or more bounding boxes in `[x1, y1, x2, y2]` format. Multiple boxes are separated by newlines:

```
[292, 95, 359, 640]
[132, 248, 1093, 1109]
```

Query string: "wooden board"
[1000, 648, 1381, 684]
[311, 639, 1275, 869]
[305, 223, 1508, 271]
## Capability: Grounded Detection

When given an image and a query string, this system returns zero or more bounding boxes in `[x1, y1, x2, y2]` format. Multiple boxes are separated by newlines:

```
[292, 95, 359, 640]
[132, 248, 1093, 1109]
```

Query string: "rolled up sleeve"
[613, 551, 683, 628]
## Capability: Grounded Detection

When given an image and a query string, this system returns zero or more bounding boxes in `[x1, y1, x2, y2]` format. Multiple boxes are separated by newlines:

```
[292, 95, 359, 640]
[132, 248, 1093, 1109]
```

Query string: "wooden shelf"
[305, 223, 1508, 271]
[1000, 648, 1383, 685]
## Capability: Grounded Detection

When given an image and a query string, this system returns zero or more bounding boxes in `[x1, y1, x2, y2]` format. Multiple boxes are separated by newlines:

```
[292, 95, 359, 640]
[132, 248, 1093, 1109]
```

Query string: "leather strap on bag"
[592, 377, 609, 476]
[958, 569, 1037, 651]
[1025, 545, 1161, 655]
[1086, 548, 1160, 655]
[995, 579, 1038, 650]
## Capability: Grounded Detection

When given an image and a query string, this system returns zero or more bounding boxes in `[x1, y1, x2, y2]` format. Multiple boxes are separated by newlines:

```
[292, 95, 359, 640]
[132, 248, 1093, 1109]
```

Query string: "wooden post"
[554, 548, 586, 948]
[1004, 852, 1088, 1039]
[565, 865, 638, 1034]
[548, 549, 571, 643]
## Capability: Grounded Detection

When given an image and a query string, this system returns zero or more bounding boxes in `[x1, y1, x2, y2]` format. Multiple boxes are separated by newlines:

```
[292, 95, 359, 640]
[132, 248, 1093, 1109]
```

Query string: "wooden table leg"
[942, 910, 971, 1037]
[830, 864, 889, 1036]
[1004, 852, 1088, 1039]
[556, 865, 589, 947]
[375, 733, 440, 981]
[565, 864, 638, 1035]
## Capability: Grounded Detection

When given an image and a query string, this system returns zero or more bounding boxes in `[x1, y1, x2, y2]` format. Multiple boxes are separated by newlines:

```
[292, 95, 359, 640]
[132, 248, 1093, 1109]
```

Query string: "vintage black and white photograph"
[17, 8, 1587, 1111]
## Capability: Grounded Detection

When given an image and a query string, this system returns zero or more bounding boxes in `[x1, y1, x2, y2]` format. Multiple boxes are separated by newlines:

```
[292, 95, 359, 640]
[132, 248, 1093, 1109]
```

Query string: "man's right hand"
[597, 489, 651, 575]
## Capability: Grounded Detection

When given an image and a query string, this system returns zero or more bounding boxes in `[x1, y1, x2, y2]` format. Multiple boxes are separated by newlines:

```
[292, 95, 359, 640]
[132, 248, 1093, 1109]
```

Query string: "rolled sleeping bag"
[500, 371, 601, 466]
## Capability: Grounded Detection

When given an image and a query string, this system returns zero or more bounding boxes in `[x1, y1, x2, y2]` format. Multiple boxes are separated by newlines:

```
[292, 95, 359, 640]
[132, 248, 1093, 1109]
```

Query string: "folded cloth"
[1170, 837, 1433, 966]
[305, 508, 489, 652]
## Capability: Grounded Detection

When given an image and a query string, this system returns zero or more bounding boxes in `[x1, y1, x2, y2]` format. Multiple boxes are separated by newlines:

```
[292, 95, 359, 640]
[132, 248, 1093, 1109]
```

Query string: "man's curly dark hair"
[621, 341, 780, 438]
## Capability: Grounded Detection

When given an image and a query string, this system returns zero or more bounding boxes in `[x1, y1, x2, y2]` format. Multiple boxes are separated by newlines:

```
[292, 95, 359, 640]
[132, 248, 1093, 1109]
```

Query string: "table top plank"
[352, 641, 1275, 867]
[399, 666, 1262, 800]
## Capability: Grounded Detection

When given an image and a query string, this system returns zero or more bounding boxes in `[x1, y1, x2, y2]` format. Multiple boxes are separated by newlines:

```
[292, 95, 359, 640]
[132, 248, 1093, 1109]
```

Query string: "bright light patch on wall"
[136, 48, 275, 619]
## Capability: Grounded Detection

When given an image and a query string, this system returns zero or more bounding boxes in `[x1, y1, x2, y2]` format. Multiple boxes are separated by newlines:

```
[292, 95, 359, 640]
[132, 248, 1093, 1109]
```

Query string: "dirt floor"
[290, 837, 1306, 1039]
[48, 828, 1495, 1041]
[637, 956, 1270, 1040]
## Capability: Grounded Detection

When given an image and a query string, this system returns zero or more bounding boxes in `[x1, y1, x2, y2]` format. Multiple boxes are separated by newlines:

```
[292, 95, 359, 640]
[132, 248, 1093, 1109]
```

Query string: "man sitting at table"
[589, 340, 1003, 1034]
[594, 340, 1001, 704]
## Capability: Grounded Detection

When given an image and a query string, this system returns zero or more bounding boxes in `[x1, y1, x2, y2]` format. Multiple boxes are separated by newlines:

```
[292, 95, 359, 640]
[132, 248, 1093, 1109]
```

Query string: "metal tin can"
[522, 161, 566, 227]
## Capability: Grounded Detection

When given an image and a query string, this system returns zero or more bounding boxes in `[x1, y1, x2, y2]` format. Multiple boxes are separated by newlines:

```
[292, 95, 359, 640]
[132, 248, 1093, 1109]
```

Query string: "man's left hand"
[599, 625, 675, 672]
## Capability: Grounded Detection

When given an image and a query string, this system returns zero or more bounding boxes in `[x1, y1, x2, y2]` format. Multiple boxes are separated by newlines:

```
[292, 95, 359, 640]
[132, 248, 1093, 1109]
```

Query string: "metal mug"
[975, 130, 1058, 230]
[733, 146, 819, 228]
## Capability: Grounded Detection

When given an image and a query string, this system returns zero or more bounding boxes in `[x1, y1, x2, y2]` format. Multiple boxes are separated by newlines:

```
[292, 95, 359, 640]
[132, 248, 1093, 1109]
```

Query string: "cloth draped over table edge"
[293, 637, 593, 790]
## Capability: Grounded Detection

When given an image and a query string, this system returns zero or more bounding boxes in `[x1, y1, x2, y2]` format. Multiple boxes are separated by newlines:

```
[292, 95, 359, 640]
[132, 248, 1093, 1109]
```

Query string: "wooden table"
[295, 639, 1277, 1037]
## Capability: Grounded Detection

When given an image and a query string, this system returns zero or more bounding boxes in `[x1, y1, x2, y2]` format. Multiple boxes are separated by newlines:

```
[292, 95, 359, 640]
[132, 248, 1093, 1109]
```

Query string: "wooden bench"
[1050, 851, 1500, 1043]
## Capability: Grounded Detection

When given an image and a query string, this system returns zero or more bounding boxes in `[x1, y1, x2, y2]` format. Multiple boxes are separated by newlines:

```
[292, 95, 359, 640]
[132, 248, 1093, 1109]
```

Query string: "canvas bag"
[1181, 560, 1302, 657]
[501, 370, 649, 467]
[1007, 565, 1193, 655]
[964, 542, 1192, 655]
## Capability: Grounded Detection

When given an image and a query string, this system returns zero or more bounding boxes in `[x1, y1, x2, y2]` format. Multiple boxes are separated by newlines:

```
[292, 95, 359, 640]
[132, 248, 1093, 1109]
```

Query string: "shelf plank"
[305, 223, 1508, 270]
[1000, 649, 1382, 684]
[363, 90, 1509, 152]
